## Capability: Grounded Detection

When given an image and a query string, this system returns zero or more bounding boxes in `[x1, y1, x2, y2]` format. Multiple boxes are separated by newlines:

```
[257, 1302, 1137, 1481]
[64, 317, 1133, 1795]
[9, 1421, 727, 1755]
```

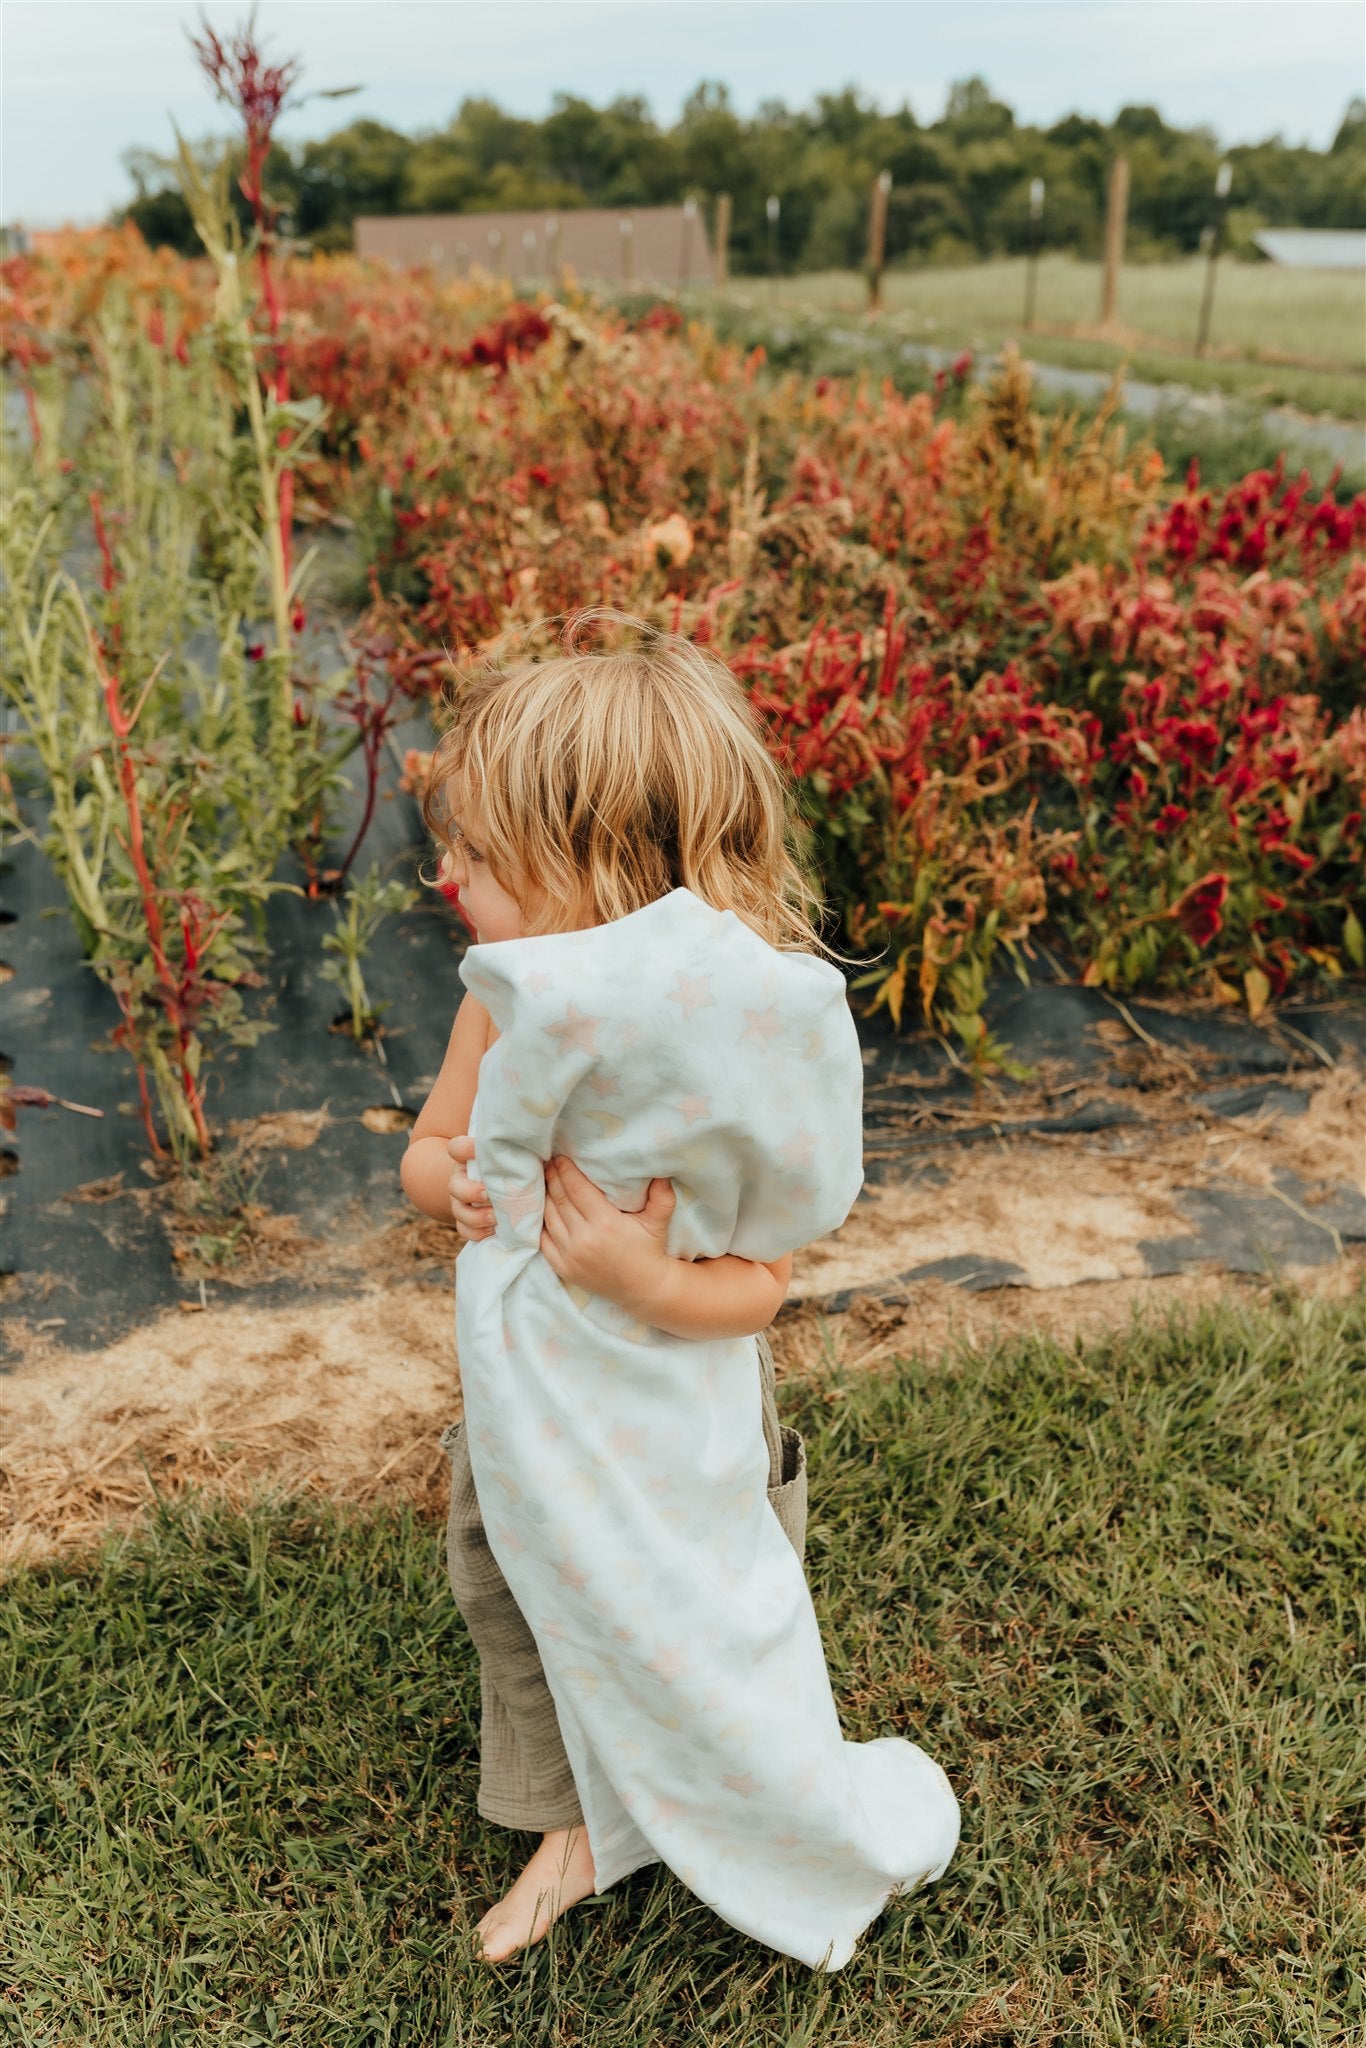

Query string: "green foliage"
[3, 1289, 1362, 2042]
[120, 77, 1366, 275]
[0, 317, 302, 1158]
[319, 867, 420, 1043]
[0, 186, 357, 1157]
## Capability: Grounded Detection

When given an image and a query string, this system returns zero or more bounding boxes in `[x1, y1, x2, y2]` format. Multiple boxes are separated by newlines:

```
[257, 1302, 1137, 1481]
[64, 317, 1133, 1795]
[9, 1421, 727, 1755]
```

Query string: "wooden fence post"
[1195, 160, 1233, 355]
[867, 169, 892, 311]
[679, 195, 698, 291]
[714, 191, 731, 287]
[1023, 176, 1044, 329]
[1099, 155, 1129, 327]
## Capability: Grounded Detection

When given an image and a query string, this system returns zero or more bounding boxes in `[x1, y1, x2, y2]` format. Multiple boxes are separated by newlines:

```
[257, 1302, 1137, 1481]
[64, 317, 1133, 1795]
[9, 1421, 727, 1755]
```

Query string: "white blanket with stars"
[456, 886, 959, 1971]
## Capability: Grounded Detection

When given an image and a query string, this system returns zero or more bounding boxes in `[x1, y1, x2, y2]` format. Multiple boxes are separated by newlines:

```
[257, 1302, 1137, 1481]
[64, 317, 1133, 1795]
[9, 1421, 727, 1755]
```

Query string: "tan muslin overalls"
[440, 1330, 806, 1831]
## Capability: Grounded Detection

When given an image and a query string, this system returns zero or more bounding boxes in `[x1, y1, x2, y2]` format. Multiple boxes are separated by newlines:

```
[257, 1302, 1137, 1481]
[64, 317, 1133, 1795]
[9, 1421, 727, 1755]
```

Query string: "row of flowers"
[4, 233, 1363, 1056]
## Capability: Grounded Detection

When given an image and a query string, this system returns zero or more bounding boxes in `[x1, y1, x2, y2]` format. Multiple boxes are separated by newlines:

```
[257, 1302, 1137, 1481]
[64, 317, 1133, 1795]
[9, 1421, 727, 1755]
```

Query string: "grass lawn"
[4, 1286, 1363, 2046]
[702, 258, 1366, 423]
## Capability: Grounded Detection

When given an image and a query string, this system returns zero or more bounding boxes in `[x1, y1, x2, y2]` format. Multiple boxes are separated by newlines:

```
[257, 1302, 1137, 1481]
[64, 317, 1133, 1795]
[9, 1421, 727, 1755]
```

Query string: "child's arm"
[400, 993, 495, 1226]
[641, 1249, 794, 1341]
[540, 1154, 794, 1340]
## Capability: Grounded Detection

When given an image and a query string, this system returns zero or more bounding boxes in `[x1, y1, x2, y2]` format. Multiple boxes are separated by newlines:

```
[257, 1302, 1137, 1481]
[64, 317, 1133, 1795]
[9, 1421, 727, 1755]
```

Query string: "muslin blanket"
[456, 886, 959, 1970]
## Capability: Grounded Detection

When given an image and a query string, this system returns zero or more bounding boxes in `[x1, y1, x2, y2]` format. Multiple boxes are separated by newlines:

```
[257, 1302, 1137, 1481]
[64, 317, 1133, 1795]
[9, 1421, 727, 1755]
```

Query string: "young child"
[401, 615, 960, 1974]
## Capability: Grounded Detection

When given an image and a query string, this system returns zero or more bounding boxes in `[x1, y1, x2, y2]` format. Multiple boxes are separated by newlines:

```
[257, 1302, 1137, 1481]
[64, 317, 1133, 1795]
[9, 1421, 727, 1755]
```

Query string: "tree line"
[123, 78, 1366, 273]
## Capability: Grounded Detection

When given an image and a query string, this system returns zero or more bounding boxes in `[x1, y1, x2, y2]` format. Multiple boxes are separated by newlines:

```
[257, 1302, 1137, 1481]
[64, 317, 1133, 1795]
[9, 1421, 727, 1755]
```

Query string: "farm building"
[355, 204, 713, 290]
[1251, 229, 1366, 270]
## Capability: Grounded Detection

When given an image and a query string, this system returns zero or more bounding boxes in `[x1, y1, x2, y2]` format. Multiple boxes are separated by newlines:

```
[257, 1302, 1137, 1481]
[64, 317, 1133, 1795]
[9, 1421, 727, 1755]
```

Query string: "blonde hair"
[420, 610, 829, 953]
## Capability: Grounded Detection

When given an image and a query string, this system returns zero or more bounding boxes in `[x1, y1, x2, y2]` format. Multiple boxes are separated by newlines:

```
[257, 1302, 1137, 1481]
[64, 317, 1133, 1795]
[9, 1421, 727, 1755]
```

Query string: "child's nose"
[440, 847, 466, 888]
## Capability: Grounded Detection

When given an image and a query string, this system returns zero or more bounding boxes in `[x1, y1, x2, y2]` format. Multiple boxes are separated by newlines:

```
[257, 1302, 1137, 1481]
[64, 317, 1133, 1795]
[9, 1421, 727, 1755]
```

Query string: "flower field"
[4, 216, 1363, 1142]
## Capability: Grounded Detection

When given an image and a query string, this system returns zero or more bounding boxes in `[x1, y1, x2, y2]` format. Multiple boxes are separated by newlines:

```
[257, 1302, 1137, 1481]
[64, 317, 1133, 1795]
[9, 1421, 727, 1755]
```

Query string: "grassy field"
[700, 257, 1366, 423]
[5, 1286, 1363, 2046]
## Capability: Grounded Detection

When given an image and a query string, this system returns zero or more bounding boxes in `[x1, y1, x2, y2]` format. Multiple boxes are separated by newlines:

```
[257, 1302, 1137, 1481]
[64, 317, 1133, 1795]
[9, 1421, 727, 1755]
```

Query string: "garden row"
[3, 207, 1363, 1156]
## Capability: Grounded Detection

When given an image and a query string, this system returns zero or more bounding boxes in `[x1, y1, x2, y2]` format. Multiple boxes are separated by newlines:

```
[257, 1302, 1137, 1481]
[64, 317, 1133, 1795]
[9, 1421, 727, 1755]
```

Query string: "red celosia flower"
[636, 303, 683, 334]
[1154, 804, 1189, 835]
[1263, 841, 1315, 872]
[1261, 943, 1294, 996]
[459, 304, 552, 377]
[192, 21, 301, 226]
[1175, 871, 1229, 948]
[1170, 718, 1220, 763]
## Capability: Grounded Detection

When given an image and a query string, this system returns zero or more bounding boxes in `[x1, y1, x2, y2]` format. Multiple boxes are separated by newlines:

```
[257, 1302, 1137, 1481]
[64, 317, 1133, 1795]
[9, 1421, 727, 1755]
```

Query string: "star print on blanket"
[454, 888, 960, 1972]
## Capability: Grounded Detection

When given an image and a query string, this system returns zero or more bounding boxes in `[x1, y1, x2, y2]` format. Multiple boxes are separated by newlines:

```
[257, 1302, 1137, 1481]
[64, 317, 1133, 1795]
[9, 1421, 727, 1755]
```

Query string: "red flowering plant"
[355, 325, 1360, 1041]
[274, 258, 472, 484]
[730, 604, 1088, 1062]
[692, 349, 1167, 681]
[1148, 455, 1366, 579]
[1126, 460, 1366, 732]
[1043, 639, 1363, 1009]
[191, 15, 303, 587]
[459, 301, 554, 375]
[354, 305, 760, 653]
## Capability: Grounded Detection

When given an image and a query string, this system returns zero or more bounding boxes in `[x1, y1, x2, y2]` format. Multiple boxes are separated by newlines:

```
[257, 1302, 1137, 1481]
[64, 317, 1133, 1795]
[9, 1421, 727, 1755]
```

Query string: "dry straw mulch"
[4, 1066, 1361, 1572]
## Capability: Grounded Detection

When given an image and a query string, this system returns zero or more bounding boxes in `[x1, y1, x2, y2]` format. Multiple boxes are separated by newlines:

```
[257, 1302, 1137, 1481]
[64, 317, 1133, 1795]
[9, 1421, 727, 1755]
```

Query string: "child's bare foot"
[474, 1825, 598, 1962]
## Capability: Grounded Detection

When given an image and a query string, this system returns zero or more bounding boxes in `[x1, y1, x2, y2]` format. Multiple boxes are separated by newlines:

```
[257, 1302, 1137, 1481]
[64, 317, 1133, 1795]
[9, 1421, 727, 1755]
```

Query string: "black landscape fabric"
[3, 731, 1363, 1359]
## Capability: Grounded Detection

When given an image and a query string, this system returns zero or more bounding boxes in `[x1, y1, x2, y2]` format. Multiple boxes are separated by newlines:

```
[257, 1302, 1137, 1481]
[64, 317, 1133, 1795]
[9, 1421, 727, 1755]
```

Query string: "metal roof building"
[1251, 230, 1366, 271]
[355, 205, 713, 291]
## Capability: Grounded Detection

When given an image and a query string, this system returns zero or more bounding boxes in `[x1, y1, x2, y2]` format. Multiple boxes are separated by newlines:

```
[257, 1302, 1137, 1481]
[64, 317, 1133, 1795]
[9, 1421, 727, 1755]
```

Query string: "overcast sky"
[4, 0, 1362, 226]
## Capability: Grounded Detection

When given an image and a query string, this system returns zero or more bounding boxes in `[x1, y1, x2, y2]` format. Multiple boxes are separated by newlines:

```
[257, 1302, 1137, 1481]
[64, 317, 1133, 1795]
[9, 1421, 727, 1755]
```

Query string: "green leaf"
[1344, 907, 1364, 969]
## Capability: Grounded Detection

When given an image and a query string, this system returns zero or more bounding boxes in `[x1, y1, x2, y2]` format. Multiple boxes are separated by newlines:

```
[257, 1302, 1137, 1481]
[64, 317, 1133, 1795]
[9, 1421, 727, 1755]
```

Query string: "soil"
[4, 1062, 1361, 1571]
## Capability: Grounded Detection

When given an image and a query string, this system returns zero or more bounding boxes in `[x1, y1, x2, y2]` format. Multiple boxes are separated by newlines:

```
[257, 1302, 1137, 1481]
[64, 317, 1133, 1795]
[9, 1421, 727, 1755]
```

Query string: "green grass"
[4, 1287, 1364, 2045]
[705, 259, 1366, 422]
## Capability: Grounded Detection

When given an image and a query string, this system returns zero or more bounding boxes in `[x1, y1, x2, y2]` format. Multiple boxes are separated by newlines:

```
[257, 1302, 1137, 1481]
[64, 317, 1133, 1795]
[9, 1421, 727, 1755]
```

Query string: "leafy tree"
[295, 120, 410, 245]
[1331, 97, 1365, 152]
[116, 79, 1364, 272]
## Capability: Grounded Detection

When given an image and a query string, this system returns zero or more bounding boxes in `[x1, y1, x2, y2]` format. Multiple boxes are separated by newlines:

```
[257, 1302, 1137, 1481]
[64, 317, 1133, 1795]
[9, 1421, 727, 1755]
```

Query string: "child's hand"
[447, 1134, 494, 1242]
[540, 1155, 677, 1323]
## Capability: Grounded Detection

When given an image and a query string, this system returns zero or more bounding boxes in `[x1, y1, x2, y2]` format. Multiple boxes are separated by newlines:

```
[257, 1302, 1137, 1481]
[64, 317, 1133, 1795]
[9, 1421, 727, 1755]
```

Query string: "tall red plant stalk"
[333, 638, 409, 888]
[87, 491, 213, 1155]
[191, 16, 301, 585]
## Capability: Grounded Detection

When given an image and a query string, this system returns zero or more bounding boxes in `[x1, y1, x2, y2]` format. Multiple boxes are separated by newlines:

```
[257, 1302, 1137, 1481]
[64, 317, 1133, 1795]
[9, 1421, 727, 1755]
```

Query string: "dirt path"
[4, 1066, 1361, 1570]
